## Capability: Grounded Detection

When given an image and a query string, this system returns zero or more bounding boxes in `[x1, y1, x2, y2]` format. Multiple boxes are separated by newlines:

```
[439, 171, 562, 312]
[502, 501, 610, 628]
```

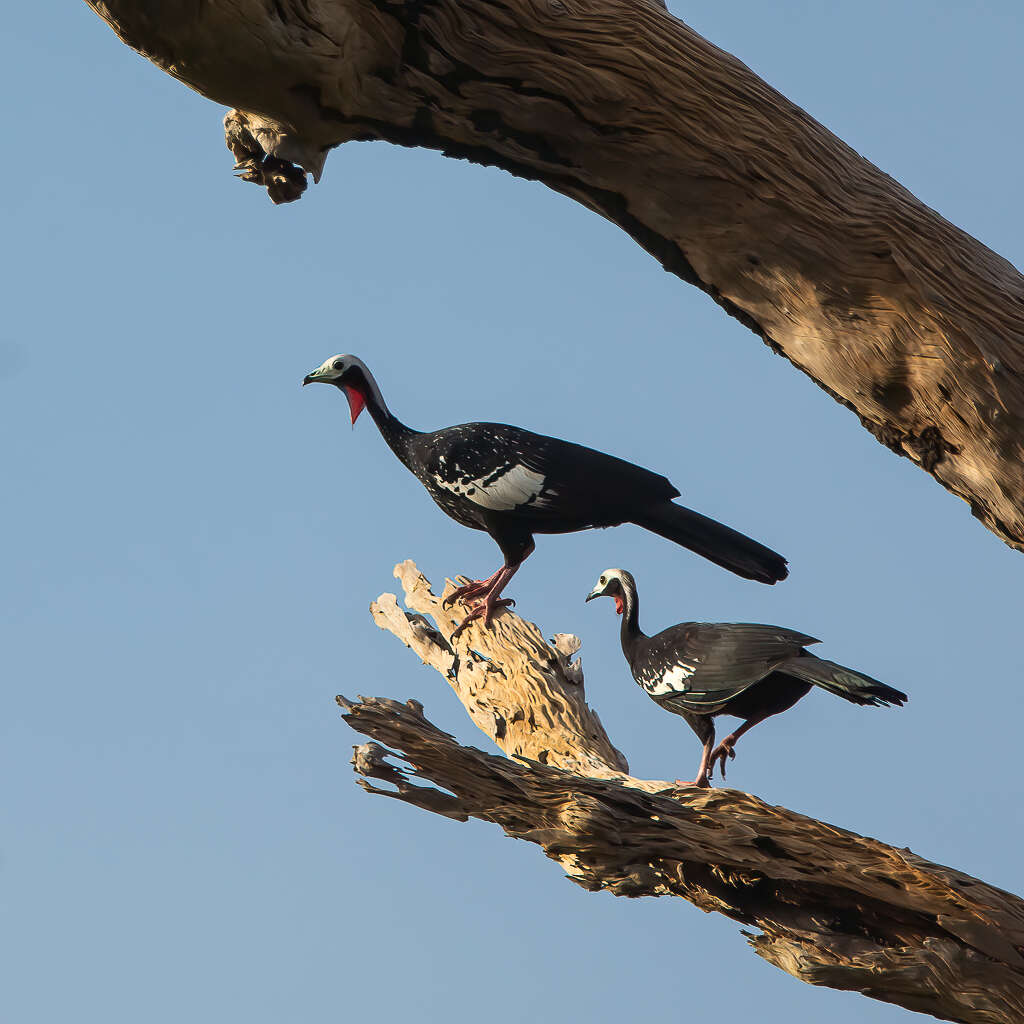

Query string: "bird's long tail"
[783, 654, 908, 706]
[631, 501, 788, 584]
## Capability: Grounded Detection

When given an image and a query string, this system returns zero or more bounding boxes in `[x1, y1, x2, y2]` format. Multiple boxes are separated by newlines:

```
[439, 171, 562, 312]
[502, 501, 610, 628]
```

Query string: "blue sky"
[4, 3, 1023, 1022]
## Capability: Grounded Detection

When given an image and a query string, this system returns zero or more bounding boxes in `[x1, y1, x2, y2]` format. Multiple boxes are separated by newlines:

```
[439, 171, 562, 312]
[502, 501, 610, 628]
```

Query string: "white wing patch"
[442, 463, 551, 511]
[642, 662, 697, 696]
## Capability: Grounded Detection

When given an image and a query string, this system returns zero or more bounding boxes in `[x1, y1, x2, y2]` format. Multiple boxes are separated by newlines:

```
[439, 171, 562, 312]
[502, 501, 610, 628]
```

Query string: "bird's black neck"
[352, 367, 418, 460]
[618, 582, 644, 653]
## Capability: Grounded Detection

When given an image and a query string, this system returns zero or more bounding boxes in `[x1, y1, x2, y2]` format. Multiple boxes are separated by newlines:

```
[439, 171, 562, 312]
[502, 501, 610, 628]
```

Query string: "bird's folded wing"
[423, 423, 679, 518]
[645, 623, 818, 708]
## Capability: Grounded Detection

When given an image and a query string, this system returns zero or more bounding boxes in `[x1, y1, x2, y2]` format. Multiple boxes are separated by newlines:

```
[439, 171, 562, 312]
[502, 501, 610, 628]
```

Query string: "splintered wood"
[369, 559, 632, 781]
[354, 561, 1024, 1024]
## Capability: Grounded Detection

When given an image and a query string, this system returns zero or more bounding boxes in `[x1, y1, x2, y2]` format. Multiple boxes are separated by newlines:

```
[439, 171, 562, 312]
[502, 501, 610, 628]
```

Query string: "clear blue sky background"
[4, 4, 1022, 1022]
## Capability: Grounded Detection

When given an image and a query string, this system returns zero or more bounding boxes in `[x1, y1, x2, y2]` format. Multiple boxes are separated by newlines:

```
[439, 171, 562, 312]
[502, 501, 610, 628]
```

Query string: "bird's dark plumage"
[631, 503, 790, 587]
[586, 568, 906, 787]
[304, 355, 788, 634]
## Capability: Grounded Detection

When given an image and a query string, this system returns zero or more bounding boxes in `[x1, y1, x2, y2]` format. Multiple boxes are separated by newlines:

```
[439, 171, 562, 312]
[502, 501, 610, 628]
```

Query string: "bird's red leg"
[674, 731, 714, 789]
[449, 563, 522, 639]
[443, 568, 505, 608]
[708, 714, 769, 780]
[447, 538, 534, 639]
[692, 737, 715, 788]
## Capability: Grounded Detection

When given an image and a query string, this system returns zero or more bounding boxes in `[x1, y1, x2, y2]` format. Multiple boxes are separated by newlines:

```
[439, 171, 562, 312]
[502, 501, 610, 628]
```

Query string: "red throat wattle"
[614, 595, 624, 615]
[343, 385, 367, 425]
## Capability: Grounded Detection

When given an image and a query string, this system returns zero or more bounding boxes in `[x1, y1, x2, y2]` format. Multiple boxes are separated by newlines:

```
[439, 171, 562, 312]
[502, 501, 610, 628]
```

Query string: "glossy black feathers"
[632, 621, 821, 713]
[630, 621, 906, 715]
[780, 655, 908, 707]
[590, 569, 907, 778]
[404, 422, 680, 534]
[632, 503, 789, 584]
[310, 357, 788, 584]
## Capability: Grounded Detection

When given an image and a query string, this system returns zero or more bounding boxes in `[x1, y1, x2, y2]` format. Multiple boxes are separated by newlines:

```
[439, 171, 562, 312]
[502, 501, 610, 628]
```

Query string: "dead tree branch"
[347, 561, 1024, 1024]
[85, 0, 1024, 550]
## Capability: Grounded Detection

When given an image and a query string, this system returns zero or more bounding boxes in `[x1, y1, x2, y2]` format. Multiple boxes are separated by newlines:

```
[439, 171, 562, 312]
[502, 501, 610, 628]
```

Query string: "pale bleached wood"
[355, 562, 1024, 1024]
[370, 559, 641, 782]
[85, 0, 1024, 551]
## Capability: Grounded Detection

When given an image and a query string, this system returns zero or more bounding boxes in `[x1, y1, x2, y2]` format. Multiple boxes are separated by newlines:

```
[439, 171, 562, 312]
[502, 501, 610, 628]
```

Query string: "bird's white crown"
[595, 567, 632, 589]
[310, 353, 368, 380]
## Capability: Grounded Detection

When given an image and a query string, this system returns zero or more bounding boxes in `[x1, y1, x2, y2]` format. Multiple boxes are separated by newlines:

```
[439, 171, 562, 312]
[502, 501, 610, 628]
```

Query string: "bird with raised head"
[586, 568, 907, 787]
[303, 354, 789, 636]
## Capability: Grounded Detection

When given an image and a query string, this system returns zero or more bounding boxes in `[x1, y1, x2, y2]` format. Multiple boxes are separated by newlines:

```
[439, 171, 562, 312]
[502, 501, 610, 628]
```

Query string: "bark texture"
[351, 562, 1024, 1024]
[370, 560, 637, 781]
[85, 0, 1024, 550]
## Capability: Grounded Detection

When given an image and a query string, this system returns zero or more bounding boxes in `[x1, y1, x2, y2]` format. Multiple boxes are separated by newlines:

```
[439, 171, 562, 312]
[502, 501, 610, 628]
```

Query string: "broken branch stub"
[369, 559, 631, 781]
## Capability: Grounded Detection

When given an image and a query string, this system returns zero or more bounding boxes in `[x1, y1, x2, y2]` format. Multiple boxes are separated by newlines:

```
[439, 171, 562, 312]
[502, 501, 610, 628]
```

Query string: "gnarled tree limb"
[370, 559, 638, 782]
[86, 0, 1024, 550]
[349, 562, 1024, 1023]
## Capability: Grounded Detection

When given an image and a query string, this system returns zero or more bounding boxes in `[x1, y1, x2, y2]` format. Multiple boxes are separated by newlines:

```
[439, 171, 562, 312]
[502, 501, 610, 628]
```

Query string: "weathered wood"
[370, 559, 633, 781]
[85, 0, 1024, 550]
[353, 562, 1024, 1023]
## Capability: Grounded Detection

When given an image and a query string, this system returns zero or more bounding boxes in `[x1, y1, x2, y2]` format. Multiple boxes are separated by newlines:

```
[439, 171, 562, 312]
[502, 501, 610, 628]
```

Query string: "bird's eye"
[599, 576, 606, 586]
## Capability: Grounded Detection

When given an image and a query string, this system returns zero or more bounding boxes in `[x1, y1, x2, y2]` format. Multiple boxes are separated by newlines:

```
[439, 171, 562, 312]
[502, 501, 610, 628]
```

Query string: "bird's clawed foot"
[449, 596, 515, 640]
[709, 739, 737, 780]
[672, 774, 712, 790]
[445, 565, 521, 639]
[443, 572, 501, 609]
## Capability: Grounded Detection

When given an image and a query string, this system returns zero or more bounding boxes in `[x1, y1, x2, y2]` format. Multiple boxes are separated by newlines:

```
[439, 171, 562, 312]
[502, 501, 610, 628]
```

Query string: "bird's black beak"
[302, 374, 315, 386]
[585, 590, 600, 603]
